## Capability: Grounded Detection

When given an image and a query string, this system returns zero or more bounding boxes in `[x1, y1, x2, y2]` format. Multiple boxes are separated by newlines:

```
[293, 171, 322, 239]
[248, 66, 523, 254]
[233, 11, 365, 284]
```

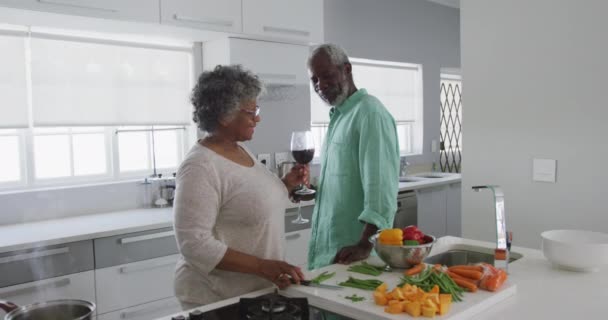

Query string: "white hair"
[307, 43, 350, 68]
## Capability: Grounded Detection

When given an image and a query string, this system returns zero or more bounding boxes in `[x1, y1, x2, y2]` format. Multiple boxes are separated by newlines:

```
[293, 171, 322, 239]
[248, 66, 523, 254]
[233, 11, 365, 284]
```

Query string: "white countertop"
[0, 208, 174, 254]
[398, 172, 461, 192]
[161, 236, 608, 320]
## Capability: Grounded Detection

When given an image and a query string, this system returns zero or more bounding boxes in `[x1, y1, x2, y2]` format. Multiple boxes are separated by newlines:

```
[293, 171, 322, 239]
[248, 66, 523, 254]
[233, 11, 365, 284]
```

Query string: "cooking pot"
[0, 299, 95, 320]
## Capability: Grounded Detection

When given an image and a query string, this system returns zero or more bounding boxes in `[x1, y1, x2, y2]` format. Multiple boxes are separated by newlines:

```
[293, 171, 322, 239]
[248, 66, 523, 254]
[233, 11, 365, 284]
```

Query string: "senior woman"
[173, 65, 307, 309]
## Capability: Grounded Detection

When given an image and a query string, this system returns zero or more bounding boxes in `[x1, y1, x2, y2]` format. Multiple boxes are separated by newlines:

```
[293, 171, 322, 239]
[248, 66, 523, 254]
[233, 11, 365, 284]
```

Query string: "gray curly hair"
[307, 43, 350, 68]
[191, 65, 263, 133]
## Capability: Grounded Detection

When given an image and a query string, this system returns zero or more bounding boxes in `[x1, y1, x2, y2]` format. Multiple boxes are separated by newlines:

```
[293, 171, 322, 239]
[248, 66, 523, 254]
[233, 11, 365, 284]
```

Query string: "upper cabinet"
[0, 0, 160, 23]
[160, 0, 242, 33]
[242, 0, 324, 44]
[203, 38, 310, 86]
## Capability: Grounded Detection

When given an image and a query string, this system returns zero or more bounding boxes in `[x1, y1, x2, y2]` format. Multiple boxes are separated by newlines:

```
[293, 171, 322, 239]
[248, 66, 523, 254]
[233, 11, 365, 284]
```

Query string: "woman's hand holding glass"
[282, 164, 309, 194]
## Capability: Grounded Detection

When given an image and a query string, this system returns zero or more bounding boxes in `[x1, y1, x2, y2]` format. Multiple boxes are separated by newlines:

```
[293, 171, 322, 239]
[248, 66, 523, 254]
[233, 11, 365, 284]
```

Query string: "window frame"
[309, 57, 424, 159]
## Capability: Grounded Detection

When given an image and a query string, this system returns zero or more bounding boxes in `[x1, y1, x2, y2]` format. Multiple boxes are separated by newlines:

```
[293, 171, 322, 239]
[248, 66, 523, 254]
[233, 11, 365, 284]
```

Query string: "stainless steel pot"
[0, 299, 95, 320]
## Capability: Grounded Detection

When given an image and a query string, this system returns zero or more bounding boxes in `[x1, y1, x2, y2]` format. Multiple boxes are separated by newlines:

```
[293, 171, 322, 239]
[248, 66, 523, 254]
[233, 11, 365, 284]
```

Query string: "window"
[33, 127, 108, 180]
[0, 26, 193, 190]
[117, 126, 184, 174]
[440, 73, 462, 173]
[310, 58, 423, 157]
[0, 129, 22, 184]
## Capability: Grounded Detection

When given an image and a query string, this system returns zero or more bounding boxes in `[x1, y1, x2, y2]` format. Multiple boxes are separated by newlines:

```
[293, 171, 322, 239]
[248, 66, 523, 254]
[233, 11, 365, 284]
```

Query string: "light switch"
[533, 158, 557, 183]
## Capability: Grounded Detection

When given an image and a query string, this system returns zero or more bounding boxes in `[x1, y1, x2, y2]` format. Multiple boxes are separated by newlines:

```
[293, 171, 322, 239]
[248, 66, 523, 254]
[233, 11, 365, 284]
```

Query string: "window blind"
[30, 36, 193, 126]
[0, 33, 28, 128]
[310, 59, 422, 124]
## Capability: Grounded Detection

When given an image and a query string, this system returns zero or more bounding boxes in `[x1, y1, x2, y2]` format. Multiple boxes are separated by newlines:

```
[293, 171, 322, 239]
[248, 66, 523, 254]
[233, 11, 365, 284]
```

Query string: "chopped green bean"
[310, 271, 336, 284]
[338, 276, 383, 291]
[347, 262, 385, 276]
[345, 294, 366, 302]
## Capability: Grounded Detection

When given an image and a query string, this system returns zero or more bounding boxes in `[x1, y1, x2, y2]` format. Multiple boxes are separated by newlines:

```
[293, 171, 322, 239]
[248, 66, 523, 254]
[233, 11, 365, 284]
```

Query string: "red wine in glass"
[292, 149, 315, 165]
[290, 131, 316, 196]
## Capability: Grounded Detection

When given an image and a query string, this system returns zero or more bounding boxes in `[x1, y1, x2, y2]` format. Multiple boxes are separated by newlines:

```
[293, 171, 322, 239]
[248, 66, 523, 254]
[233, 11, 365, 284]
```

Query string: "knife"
[290, 278, 343, 290]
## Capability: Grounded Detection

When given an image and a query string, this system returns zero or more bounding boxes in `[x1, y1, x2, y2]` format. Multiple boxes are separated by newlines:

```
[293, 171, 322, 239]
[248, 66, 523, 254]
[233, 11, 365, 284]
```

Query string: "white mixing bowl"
[541, 229, 608, 272]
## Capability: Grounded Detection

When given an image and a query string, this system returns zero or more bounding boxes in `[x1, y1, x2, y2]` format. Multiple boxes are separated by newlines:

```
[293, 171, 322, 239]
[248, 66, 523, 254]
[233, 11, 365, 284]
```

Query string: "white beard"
[320, 80, 350, 107]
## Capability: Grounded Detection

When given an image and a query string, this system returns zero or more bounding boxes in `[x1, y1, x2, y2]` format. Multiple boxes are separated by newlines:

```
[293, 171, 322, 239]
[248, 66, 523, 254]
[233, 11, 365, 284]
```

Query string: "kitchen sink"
[399, 176, 425, 182]
[418, 174, 444, 179]
[424, 245, 522, 266]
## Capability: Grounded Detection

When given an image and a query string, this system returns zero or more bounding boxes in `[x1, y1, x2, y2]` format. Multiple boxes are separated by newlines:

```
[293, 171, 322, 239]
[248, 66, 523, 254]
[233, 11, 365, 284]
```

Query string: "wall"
[323, 0, 460, 165]
[461, 0, 608, 248]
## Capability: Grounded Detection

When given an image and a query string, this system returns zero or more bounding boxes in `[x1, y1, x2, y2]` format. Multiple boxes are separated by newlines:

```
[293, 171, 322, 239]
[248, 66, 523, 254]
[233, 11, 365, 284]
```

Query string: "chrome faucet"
[472, 185, 510, 272]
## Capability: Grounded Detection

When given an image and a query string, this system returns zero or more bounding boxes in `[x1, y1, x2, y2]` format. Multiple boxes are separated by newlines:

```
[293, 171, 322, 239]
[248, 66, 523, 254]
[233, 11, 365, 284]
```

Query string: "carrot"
[451, 277, 478, 292]
[446, 271, 479, 290]
[450, 268, 483, 281]
[479, 269, 507, 292]
[448, 265, 483, 272]
[405, 263, 425, 276]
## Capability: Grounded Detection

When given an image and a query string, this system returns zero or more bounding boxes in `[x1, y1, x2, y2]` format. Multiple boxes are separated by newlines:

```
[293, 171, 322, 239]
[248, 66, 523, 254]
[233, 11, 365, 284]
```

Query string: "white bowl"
[541, 229, 608, 272]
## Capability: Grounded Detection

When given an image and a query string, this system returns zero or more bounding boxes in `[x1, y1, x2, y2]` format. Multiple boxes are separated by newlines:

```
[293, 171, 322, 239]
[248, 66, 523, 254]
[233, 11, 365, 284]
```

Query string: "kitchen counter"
[398, 172, 461, 192]
[0, 198, 316, 254]
[160, 236, 608, 320]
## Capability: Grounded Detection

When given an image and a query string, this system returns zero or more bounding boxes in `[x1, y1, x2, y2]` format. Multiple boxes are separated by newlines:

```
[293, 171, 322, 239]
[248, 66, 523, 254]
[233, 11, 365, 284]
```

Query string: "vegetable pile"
[378, 225, 433, 246]
[399, 264, 465, 302]
[373, 282, 453, 317]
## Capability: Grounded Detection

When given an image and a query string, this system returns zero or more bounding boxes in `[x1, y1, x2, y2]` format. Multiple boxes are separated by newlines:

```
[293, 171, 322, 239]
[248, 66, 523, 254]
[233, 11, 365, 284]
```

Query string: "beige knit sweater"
[173, 142, 288, 306]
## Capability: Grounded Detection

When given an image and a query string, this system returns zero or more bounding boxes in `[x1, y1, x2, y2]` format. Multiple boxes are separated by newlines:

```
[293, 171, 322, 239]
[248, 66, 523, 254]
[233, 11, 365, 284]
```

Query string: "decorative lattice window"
[440, 74, 462, 173]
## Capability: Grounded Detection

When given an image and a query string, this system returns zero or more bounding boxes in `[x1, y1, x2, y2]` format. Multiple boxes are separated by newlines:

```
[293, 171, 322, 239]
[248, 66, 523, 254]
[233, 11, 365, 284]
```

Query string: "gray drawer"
[94, 227, 178, 268]
[0, 241, 94, 288]
[285, 205, 313, 233]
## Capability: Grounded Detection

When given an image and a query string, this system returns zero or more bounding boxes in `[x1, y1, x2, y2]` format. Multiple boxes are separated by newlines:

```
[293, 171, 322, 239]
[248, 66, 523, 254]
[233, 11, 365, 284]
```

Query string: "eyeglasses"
[240, 105, 260, 118]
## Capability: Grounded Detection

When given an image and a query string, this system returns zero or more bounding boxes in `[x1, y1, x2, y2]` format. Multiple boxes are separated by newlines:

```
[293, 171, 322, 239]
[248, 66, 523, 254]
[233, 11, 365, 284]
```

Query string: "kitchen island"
[160, 236, 608, 320]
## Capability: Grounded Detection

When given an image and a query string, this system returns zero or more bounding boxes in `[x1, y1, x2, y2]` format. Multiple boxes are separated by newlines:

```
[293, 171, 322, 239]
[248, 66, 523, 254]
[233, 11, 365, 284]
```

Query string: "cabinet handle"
[286, 233, 301, 241]
[119, 231, 175, 244]
[37, 0, 118, 13]
[173, 14, 233, 27]
[119, 299, 179, 319]
[0, 278, 71, 297]
[119, 259, 176, 274]
[262, 26, 310, 37]
[0, 247, 69, 264]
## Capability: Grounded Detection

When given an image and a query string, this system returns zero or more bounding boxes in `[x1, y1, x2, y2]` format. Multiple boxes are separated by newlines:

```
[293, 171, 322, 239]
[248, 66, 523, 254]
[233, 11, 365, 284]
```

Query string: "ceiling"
[425, 0, 460, 9]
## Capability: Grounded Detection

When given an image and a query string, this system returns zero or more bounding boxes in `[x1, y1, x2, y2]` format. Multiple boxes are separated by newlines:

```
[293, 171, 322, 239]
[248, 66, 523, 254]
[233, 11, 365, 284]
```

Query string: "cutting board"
[284, 263, 517, 320]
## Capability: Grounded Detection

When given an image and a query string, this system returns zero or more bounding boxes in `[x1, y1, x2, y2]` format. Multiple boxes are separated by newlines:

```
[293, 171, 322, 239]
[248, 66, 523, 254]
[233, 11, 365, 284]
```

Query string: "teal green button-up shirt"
[307, 89, 400, 270]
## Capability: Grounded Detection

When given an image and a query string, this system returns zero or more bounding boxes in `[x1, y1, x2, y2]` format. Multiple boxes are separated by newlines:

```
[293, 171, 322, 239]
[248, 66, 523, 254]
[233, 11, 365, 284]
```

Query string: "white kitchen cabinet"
[0, 0, 160, 23]
[203, 37, 310, 85]
[97, 296, 181, 320]
[416, 186, 448, 238]
[416, 182, 462, 238]
[242, 0, 323, 44]
[95, 254, 179, 314]
[446, 183, 462, 236]
[285, 229, 311, 268]
[160, 0, 241, 33]
[0, 271, 96, 306]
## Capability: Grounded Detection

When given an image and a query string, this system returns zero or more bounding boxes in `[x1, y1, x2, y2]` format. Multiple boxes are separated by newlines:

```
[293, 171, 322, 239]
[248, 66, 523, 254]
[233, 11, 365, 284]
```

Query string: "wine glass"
[290, 131, 315, 224]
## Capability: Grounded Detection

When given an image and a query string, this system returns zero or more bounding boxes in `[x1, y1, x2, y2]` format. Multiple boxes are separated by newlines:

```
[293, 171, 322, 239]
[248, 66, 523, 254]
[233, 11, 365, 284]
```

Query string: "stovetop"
[171, 291, 309, 320]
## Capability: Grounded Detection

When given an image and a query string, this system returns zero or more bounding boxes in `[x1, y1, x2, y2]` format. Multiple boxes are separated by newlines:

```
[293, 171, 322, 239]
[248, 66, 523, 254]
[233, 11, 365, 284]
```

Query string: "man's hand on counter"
[333, 223, 378, 264]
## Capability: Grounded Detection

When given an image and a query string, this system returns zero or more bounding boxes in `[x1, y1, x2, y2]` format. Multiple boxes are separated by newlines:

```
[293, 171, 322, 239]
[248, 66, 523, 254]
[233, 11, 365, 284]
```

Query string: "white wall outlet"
[275, 152, 292, 168]
[533, 158, 557, 183]
[257, 153, 272, 170]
